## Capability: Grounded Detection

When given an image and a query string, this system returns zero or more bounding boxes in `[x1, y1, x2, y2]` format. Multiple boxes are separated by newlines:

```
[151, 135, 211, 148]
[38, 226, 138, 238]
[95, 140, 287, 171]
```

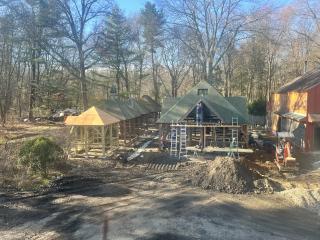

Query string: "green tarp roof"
[142, 95, 161, 113]
[97, 96, 160, 120]
[226, 96, 249, 122]
[161, 97, 181, 114]
[157, 81, 249, 124]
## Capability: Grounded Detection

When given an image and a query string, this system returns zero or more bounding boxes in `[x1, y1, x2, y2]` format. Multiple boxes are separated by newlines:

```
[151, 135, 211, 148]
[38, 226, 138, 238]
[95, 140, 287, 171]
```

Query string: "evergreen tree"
[140, 2, 165, 103]
[99, 5, 133, 95]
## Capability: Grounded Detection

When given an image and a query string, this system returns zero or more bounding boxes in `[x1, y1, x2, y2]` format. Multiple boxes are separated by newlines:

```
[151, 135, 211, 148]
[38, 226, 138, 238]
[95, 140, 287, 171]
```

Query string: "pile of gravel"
[190, 157, 254, 194]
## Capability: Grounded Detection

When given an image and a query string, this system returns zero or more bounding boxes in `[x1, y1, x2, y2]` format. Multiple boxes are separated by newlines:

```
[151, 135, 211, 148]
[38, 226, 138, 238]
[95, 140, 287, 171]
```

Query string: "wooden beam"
[223, 127, 225, 147]
[159, 123, 163, 149]
[204, 127, 206, 148]
[124, 121, 127, 145]
[128, 119, 132, 137]
[80, 126, 84, 153]
[109, 124, 113, 146]
[116, 123, 119, 145]
[200, 127, 204, 150]
[102, 126, 106, 158]
[85, 126, 89, 159]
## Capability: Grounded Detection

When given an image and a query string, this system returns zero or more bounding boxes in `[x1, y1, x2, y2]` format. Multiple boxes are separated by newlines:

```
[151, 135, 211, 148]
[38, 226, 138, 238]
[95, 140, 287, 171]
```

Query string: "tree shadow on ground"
[145, 192, 320, 240]
[0, 175, 132, 239]
[136, 232, 196, 240]
[48, 175, 132, 197]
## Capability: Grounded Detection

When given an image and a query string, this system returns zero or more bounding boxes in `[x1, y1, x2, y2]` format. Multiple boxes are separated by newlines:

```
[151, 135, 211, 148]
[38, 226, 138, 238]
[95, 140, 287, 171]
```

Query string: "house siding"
[287, 92, 307, 115]
[307, 84, 320, 114]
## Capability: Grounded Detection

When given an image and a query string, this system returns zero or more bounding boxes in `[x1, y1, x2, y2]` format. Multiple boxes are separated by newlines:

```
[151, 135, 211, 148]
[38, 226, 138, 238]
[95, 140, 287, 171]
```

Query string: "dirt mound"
[190, 157, 254, 194]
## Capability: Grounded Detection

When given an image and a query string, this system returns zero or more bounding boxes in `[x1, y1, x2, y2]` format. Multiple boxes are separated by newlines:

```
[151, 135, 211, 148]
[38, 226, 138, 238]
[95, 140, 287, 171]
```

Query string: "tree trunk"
[28, 47, 36, 120]
[79, 49, 88, 110]
[124, 62, 130, 93]
[207, 57, 214, 85]
[151, 49, 159, 103]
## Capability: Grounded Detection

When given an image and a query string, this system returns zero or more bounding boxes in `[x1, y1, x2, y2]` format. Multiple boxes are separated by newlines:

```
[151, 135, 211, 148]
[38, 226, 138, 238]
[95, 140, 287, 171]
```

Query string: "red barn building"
[268, 69, 320, 152]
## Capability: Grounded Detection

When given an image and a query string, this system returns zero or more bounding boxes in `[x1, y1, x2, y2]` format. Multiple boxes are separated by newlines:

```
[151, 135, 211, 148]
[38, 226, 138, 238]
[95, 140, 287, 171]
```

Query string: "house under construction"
[65, 95, 160, 157]
[157, 81, 250, 157]
[98, 96, 160, 144]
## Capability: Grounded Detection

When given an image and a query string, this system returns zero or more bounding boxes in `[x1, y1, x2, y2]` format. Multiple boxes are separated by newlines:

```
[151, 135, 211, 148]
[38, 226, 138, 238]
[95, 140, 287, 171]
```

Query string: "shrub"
[19, 137, 64, 177]
[248, 99, 266, 116]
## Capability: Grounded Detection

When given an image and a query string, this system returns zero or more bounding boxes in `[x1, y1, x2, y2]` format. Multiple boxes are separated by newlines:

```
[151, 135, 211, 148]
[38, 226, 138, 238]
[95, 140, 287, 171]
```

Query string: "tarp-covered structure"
[157, 81, 249, 149]
[158, 81, 249, 124]
[97, 96, 160, 144]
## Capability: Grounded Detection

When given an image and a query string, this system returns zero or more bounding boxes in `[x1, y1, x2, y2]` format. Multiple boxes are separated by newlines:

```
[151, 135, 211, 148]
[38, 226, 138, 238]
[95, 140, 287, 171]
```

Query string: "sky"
[115, 0, 154, 15]
[115, 0, 293, 16]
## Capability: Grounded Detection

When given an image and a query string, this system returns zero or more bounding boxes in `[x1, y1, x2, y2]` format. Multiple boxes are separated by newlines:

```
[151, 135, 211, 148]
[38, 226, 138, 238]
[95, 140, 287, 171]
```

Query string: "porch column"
[109, 124, 113, 147]
[84, 126, 89, 159]
[102, 126, 106, 158]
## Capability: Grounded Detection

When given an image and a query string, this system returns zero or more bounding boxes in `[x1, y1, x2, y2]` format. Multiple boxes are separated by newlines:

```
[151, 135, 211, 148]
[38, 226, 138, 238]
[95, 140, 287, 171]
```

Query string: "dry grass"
[0, 122, 65, 144]
[0, 123, 70, 191]
[0, 143, 71, 191]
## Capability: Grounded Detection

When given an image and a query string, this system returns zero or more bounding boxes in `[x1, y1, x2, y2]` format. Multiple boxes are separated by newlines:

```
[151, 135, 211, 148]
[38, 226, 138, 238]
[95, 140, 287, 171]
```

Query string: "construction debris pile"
[189, 157, 254, 194]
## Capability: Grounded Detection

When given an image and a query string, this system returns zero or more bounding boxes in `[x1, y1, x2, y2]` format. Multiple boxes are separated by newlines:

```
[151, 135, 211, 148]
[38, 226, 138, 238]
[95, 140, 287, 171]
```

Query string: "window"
[198, 88, 208, 96]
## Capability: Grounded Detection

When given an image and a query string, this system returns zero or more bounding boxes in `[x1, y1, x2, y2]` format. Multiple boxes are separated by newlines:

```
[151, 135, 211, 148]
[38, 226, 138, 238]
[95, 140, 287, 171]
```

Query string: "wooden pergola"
[65, 106, 120, 158]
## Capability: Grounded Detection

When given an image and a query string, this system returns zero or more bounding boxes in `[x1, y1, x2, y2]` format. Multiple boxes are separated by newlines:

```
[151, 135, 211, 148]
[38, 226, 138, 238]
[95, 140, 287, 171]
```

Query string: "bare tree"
[162, 0, 268, 84]
[0, 12, 21, 125]
[41, 0, 110, 110]
[161, 38, 190, 98]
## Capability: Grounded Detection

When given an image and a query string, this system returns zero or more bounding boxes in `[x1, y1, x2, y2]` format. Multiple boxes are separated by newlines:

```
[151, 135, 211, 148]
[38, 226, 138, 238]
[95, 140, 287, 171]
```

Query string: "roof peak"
[65, 105, 120, 126]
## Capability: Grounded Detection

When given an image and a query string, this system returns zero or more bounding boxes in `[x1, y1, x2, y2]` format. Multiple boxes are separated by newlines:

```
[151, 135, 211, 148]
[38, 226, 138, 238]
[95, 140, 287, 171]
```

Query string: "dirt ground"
[1, 161, 320, 239]
[0, 124, 320, 240]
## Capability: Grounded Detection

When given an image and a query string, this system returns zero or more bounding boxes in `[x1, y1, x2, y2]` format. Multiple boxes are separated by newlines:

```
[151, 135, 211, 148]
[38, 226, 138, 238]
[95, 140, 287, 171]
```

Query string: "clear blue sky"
[115, 0, 154, 15]
[115, 0, 292, 15]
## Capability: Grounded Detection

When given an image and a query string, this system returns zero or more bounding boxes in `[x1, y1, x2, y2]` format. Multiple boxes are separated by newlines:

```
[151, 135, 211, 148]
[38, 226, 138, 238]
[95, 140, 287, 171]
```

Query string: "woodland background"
[0, 0, 319, 125]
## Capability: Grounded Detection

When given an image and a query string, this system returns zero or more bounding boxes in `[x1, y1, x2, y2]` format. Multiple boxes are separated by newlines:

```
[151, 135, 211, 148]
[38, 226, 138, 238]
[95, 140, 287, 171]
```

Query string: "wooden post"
[102, 126, 106, 158]
[85, 126, 89, 159]
[159, 123, 163, 149]
[124, 121, 127, 145]
[204, 127, 207, 148]
[68, 126, 74, 157]
[109, 124, 113, 147]
[200, 126, 204, 150]
[80, 127, 84, 153]
[223, 127, 226, 147]
[116, 123, 119, 145]
[128, 119, 132, 138]
[188, 127, 192, 144]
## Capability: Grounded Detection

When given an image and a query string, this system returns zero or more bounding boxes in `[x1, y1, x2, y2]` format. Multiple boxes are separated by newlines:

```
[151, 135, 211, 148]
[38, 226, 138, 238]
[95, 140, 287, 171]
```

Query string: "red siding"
[306, 84, 320, 151]
[307, 84, 320, 114]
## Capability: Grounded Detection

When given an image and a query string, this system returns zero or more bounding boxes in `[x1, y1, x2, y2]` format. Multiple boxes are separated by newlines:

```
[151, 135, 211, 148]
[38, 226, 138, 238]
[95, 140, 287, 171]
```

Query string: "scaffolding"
[166, 119, 249, 158]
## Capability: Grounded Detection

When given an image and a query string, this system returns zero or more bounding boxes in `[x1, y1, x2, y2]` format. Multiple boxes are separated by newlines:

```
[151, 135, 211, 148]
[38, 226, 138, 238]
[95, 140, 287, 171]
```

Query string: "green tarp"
[97, 96, 160, 120]
[157, 81, 249, 124]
